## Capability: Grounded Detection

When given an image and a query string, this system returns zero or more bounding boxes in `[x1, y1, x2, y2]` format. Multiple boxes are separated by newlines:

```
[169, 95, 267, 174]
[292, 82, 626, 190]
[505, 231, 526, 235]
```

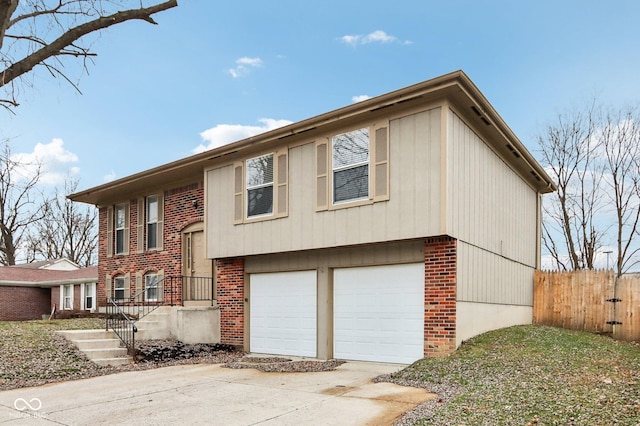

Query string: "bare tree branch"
[1, 1, 177, 89]
[0, 0, 18, 50]
[0, 141, 49, 265]
[26, 177, 97, 266]
[0, 1, 177, 109]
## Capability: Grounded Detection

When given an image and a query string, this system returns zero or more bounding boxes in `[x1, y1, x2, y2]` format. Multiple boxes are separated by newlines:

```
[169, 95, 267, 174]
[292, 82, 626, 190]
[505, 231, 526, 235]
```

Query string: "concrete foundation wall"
[456, 301, 532, 347]
[139, 306, 220, 344]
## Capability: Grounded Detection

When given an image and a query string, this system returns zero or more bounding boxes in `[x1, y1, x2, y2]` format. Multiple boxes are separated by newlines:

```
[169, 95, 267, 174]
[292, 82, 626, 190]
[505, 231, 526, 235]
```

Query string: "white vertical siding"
[447, 109, 538, 268]
[207, 108, 443, 259]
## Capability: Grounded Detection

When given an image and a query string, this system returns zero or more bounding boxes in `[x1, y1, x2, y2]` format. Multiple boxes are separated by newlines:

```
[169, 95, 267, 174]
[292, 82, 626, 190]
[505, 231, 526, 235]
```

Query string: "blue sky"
[2, 0, 640, 190]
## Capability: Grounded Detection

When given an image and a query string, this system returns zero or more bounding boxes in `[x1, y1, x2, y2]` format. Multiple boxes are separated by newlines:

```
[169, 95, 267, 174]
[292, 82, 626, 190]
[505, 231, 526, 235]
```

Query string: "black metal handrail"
[179, 275, 215, 304]
[112, 277, 168, 321]
[105, 275, 215, 353]
[105, 297, 137, 356]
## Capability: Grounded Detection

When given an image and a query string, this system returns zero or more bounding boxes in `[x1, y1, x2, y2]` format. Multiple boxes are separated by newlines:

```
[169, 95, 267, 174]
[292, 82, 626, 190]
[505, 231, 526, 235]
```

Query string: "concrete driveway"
[0, 361, 434, 425]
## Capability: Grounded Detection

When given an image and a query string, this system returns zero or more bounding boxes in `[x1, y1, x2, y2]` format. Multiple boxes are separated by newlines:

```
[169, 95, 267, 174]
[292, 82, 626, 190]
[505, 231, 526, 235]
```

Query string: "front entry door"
[183, 224, 213, 303]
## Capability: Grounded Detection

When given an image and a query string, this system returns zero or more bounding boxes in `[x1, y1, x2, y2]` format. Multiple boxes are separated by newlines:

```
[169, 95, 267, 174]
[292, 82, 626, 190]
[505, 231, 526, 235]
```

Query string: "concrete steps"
[57, 329, 133, 367]
[135, 307, 172, 340]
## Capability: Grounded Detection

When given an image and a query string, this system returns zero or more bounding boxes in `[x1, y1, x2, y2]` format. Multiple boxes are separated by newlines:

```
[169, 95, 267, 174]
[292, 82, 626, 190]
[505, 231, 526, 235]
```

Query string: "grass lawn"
[389, 325, 640, 425]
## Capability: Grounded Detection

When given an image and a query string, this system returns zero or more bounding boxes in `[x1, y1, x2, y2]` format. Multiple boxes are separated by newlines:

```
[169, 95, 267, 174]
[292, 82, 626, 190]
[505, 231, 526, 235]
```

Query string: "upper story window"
[107, 203, 129, 257]
[115, 204, 126, 254]
[136, 195, 164, 254]
[233, 149, 288, 224]
[147, 195, 159, 250]
[332, 127, 370, 204]
[316, 122, 389, 211]
[246, 154, 274, 218]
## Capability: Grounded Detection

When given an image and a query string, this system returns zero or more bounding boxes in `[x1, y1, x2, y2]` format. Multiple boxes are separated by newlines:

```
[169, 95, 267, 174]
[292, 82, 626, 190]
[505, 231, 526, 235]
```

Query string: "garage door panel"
[334, 263, 424, 364]
[250, 270, 317, 357]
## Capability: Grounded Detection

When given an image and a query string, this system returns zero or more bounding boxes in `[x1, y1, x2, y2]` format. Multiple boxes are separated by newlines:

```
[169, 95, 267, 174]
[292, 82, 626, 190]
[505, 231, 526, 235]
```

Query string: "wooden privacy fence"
[534, 270, 640, 342]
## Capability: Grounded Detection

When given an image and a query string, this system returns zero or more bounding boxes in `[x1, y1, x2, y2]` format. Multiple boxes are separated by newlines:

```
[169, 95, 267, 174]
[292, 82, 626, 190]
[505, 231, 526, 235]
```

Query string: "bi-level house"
[69, 71, 555, 364]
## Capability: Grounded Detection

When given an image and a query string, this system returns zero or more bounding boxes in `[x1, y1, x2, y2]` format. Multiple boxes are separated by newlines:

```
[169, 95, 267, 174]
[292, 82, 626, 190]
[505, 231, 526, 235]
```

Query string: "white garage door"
[250, 270, 317, 357]
[334, 263, 424, 364]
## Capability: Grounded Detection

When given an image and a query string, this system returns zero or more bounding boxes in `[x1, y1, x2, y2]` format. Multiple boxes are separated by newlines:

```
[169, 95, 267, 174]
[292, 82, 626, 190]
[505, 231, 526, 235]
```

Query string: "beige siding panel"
[457, 240, 534, 306]
[447, 109, 538, 267]
[245, 240, 425, 273]
[208, 108, 442, 259]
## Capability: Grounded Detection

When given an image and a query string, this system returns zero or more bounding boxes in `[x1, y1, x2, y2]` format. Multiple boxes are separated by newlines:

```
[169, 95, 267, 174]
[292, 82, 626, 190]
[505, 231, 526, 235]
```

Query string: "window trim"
[316, 121, 389, 212]
[331, 127, 370, 205]
[245, 153, 275, 219]
[136, 194, 164, 254]
[114, 204, 126, 254]
[144, 273, 159, 302]
[61, 284, 73, 310]
[234, 149, 288, 225]
[146, 195, 159, 250]
[81, 282, 95, 311]
[113, 276, 126, 301]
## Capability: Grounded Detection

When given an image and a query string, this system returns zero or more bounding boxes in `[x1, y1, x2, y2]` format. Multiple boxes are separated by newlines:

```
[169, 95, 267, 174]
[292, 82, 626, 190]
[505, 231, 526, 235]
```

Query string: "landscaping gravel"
[225, 356, 345, 372]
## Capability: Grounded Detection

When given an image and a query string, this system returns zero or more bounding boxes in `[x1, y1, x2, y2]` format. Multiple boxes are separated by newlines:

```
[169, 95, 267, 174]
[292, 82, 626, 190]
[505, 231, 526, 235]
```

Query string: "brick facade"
[214, 237, 459, 358]
[0, 286, 50, 321]
[98, 181, 205, 306]
[215, 257, 245, 347]
[423, 236, 457, 356]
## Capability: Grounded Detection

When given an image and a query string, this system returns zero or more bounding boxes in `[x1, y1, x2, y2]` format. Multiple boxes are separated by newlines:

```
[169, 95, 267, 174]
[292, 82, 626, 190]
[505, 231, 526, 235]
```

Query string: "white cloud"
[228, 56, 263, 78]
[339, 30, 411, 47]
[194, 118, 293, 153]
[103, 170, 117, 182]
[352, 95, 371, 103]
[10, 138, 79, 185]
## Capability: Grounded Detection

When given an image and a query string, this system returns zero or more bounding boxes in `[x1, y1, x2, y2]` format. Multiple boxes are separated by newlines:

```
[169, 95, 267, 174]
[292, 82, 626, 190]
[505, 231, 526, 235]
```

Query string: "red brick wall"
[216, 257, 244, 347]
[0, 286, 51, 321]
[98, 182, 205, 306]
[424, 236, 457, 356]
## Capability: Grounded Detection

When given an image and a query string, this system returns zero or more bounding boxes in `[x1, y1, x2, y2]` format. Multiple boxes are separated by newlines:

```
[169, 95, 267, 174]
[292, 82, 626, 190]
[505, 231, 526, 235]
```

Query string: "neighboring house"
[0, 259, 98, 321]
[69, 71, 556, 364]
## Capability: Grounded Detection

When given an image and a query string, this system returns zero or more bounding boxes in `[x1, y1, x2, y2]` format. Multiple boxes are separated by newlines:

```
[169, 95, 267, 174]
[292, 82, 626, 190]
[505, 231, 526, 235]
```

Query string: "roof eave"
[68, 70, 556, 204]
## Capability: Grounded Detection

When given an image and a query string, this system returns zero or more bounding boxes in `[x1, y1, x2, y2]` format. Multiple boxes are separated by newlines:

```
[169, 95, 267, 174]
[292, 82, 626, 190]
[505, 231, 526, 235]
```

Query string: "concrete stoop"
[57, 329, 133, 367]
[135, 307, 172, 341]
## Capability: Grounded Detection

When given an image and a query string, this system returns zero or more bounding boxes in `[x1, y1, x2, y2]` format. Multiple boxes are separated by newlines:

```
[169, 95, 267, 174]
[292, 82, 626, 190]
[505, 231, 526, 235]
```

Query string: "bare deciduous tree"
[539, 102, 640, 276]
[599, 107, 640, 276]
[0, 141, 48, 265]
[0, 0, 177, 110]
[25, 177, 96, 266]
[538, 104, 606, 271]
